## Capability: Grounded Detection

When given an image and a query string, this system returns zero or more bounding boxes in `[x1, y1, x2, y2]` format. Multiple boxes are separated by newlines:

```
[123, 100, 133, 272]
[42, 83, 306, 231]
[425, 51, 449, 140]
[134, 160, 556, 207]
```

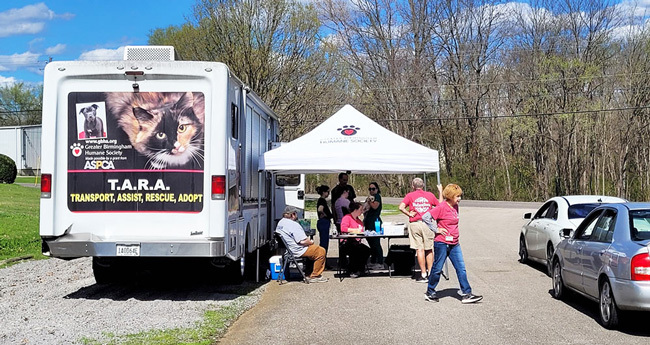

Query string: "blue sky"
[0, 1, 196, 85]
[2, 0, 650, 87]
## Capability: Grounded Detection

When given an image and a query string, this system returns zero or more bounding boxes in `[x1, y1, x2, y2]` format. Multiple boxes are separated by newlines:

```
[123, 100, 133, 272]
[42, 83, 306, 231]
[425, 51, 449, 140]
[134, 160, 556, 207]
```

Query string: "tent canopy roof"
[260, 104, 439, 174]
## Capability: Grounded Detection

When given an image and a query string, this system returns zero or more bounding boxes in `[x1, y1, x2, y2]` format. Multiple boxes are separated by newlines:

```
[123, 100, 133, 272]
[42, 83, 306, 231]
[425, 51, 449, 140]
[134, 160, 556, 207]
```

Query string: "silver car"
[551, 203, 650, 329]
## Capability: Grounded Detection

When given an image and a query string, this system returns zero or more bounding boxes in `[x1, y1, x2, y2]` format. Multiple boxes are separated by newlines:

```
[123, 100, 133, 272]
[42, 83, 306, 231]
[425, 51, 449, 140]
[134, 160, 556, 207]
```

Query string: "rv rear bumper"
[42, 233, 225, 258]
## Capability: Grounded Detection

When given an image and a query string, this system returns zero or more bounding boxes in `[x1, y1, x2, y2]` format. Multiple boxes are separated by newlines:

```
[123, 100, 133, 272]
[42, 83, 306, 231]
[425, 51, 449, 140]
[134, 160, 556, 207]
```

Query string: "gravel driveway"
[0, 257, 264, 344]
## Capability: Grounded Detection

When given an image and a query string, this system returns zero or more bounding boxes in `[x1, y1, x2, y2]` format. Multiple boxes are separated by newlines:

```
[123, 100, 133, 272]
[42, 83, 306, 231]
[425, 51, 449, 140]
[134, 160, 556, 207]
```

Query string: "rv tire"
[92, 257, 116, 284]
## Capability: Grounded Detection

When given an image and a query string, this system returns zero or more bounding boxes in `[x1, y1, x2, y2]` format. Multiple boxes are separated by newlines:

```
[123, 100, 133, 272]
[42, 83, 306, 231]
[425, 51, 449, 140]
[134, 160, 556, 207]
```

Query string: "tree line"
[0, 83, 42, 126]
[150, 0, 650, 201]
[4, 0, 650, 201]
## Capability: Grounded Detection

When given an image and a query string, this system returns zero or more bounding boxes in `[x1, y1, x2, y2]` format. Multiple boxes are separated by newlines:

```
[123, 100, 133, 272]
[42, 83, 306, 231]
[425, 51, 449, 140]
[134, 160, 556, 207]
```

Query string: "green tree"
[0, 83, 42, 126]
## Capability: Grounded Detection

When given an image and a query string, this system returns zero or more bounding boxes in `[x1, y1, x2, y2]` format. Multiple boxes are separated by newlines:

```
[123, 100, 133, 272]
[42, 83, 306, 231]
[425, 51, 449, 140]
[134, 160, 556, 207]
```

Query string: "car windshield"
[567, 203, 601, 219]
[630, 210, 650, 241]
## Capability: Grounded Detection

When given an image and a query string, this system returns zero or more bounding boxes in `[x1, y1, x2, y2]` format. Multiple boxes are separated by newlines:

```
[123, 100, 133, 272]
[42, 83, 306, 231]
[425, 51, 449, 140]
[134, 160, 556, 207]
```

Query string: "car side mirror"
[523, 213, 532, 219]
[560, 228, 572, 239]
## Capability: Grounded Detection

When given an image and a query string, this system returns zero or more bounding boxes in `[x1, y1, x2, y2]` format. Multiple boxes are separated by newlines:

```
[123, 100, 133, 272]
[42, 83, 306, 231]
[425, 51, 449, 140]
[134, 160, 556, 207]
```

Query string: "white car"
[519, 195, 626, 274]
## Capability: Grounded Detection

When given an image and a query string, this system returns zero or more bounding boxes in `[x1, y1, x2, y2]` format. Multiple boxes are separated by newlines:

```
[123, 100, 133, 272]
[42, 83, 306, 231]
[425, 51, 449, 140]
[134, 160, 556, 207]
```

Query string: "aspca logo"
[84, 160, 116, 170]
[337, 125, 361, 136]
[70, 143, 83, 157]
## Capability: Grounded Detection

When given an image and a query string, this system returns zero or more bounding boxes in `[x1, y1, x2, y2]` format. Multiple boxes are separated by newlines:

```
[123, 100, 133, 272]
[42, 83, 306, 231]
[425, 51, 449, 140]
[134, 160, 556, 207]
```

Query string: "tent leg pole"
[424, 173, 427, 191]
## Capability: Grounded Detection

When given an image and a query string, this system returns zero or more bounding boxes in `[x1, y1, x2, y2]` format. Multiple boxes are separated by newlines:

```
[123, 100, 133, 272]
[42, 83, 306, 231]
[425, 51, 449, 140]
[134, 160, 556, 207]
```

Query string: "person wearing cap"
[275, 205, 328, 283]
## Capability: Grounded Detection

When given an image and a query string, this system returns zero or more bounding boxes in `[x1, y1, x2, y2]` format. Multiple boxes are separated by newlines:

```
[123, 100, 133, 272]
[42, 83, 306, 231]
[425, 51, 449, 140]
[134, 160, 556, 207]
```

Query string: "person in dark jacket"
[316, 185, 333, 255]
[331, 172, 356, 231]
[363, 182, 383, 269]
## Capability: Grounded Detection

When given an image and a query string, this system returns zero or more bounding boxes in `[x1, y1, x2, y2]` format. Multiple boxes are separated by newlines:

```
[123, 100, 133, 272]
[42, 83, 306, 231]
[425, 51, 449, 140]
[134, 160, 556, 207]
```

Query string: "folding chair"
[274, 232, 309, 284]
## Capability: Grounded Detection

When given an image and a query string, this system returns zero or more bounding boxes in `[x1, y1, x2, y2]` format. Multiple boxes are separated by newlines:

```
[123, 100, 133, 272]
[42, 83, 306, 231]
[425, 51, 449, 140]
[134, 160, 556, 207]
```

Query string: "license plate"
[116, 244, 140, 256]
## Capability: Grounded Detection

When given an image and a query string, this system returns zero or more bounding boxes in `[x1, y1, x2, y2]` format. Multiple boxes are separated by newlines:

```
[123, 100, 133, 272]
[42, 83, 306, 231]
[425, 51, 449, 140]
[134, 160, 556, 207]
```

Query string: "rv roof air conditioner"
[123, 46, 175, 61]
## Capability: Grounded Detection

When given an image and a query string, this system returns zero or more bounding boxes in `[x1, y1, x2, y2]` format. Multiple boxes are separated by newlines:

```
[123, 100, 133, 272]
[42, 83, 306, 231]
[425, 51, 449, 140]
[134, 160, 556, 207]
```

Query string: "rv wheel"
[226, 255, 246, 284]
[92, 257, 116, 284]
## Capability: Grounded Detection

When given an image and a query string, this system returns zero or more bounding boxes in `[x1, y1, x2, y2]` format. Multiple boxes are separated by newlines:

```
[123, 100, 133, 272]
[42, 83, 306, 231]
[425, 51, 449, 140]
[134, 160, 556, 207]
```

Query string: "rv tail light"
[631, 253, 650, 281]
[41, 174, 52, 198]
[211, 175, 226, 200]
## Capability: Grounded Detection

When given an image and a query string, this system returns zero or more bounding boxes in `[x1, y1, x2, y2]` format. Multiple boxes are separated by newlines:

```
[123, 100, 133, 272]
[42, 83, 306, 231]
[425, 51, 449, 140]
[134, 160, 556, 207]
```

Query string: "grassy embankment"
[14, 176, 40, 185]
[0, 183, 44, 265]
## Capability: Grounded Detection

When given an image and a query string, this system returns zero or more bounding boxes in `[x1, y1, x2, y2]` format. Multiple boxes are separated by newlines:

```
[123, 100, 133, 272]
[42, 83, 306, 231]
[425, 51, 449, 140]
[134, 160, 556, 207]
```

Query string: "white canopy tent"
[258, 105, 446, 279]
[260, 104, 440, 175]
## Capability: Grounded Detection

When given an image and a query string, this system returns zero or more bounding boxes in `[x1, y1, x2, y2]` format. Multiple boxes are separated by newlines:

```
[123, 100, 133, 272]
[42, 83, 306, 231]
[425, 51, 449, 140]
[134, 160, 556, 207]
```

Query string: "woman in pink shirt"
[424, 184, 483, 304]
[340, 202, 370, 278]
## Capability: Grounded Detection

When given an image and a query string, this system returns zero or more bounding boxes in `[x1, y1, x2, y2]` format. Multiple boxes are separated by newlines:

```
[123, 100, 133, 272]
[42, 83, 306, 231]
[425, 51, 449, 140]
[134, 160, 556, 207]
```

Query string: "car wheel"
[519, 236, 528, 263]
[599, 280, 620, 329]
[552, 259, 565, 299]
[546, 244, 554, 276]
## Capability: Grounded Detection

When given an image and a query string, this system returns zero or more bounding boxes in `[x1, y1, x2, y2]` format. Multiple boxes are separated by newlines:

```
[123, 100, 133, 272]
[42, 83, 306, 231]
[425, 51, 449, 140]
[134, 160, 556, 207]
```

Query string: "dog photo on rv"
[76, 102, 108, 140]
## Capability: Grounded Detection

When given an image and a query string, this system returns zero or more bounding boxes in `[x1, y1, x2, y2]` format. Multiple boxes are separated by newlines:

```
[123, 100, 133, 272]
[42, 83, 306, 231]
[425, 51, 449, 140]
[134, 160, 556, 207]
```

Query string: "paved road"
[220, 205, 650, 345]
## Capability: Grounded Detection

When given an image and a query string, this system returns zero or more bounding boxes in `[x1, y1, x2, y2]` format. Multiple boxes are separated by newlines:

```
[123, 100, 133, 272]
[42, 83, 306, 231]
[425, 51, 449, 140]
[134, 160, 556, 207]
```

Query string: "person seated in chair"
[340, 202, 371, 278]
[275, 206, 328, 283]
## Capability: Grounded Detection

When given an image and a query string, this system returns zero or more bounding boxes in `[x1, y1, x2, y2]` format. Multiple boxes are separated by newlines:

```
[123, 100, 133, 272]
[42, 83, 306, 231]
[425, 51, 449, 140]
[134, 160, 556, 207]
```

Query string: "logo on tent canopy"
[337, 125, 361, 136]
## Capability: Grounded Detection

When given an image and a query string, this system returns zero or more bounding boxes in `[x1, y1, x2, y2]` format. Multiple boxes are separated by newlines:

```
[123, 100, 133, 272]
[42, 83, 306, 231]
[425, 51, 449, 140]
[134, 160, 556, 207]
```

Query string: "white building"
[0, 124, 41, 175]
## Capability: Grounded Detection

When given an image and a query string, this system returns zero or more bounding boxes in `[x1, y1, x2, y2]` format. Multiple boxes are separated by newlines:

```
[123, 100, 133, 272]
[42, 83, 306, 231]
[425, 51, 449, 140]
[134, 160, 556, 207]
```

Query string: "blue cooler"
[269, 255, 284, 280]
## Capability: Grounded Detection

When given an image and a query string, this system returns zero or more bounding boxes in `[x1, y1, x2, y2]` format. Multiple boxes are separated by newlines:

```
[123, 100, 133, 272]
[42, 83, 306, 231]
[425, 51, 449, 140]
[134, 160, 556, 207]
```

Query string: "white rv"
[39, 46, 303, 283]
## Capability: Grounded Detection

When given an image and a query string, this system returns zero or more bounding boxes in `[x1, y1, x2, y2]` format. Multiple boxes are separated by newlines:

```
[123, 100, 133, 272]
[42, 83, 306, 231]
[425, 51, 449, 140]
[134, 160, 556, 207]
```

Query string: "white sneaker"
[307, 276, 329, 283]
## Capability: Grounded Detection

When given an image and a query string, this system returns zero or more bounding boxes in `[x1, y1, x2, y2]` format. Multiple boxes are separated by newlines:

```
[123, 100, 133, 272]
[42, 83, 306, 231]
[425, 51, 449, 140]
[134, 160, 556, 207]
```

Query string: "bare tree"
[149, 0, 347, 140]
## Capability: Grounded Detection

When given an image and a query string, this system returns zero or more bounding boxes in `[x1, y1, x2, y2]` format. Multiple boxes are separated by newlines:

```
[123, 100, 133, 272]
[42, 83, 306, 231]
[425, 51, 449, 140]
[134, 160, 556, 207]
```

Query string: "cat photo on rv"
[105, 92, 205, 170]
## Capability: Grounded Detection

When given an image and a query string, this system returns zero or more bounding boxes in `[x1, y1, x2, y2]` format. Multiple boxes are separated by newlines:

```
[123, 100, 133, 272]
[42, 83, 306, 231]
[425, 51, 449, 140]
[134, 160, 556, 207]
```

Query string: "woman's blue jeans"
[317, 218, 331, 254]
[426, 241, 472, 295]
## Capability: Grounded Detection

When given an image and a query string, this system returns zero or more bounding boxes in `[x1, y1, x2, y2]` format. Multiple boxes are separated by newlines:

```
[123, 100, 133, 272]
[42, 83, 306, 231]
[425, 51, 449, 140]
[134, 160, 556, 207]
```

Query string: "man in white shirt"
[275, 206, 328, 283]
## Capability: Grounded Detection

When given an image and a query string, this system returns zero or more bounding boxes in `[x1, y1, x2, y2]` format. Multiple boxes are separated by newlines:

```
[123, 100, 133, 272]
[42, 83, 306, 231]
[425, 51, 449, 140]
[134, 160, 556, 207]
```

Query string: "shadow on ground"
[64, 261, 266, 302]
[546, 289, 650, 336]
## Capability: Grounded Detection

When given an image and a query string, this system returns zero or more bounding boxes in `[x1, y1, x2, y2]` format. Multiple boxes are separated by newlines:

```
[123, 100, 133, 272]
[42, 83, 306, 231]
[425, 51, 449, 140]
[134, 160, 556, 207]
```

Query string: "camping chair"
[274, 232, 309, 284]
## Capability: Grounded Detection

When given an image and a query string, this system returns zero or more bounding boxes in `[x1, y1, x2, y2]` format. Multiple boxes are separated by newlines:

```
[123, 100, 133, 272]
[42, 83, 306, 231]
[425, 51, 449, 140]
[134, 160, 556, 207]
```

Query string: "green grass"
[0, 183, 45, 264]
[305, 199, 400, 216]
[80, 299, 251, 345]
[14, 176, 40, 185]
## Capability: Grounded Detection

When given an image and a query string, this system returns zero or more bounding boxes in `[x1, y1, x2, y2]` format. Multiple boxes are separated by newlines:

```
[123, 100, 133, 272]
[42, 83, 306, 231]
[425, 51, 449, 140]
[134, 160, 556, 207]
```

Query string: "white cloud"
[617, 0, 650, 18]
[78, 47, 125, 61]
[45, 44, 66, 55]
[0, 52, 41, 71]
[0, 3, 74, 37]
[0, 75, 17, 86]
[486, 2, 554, 29]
